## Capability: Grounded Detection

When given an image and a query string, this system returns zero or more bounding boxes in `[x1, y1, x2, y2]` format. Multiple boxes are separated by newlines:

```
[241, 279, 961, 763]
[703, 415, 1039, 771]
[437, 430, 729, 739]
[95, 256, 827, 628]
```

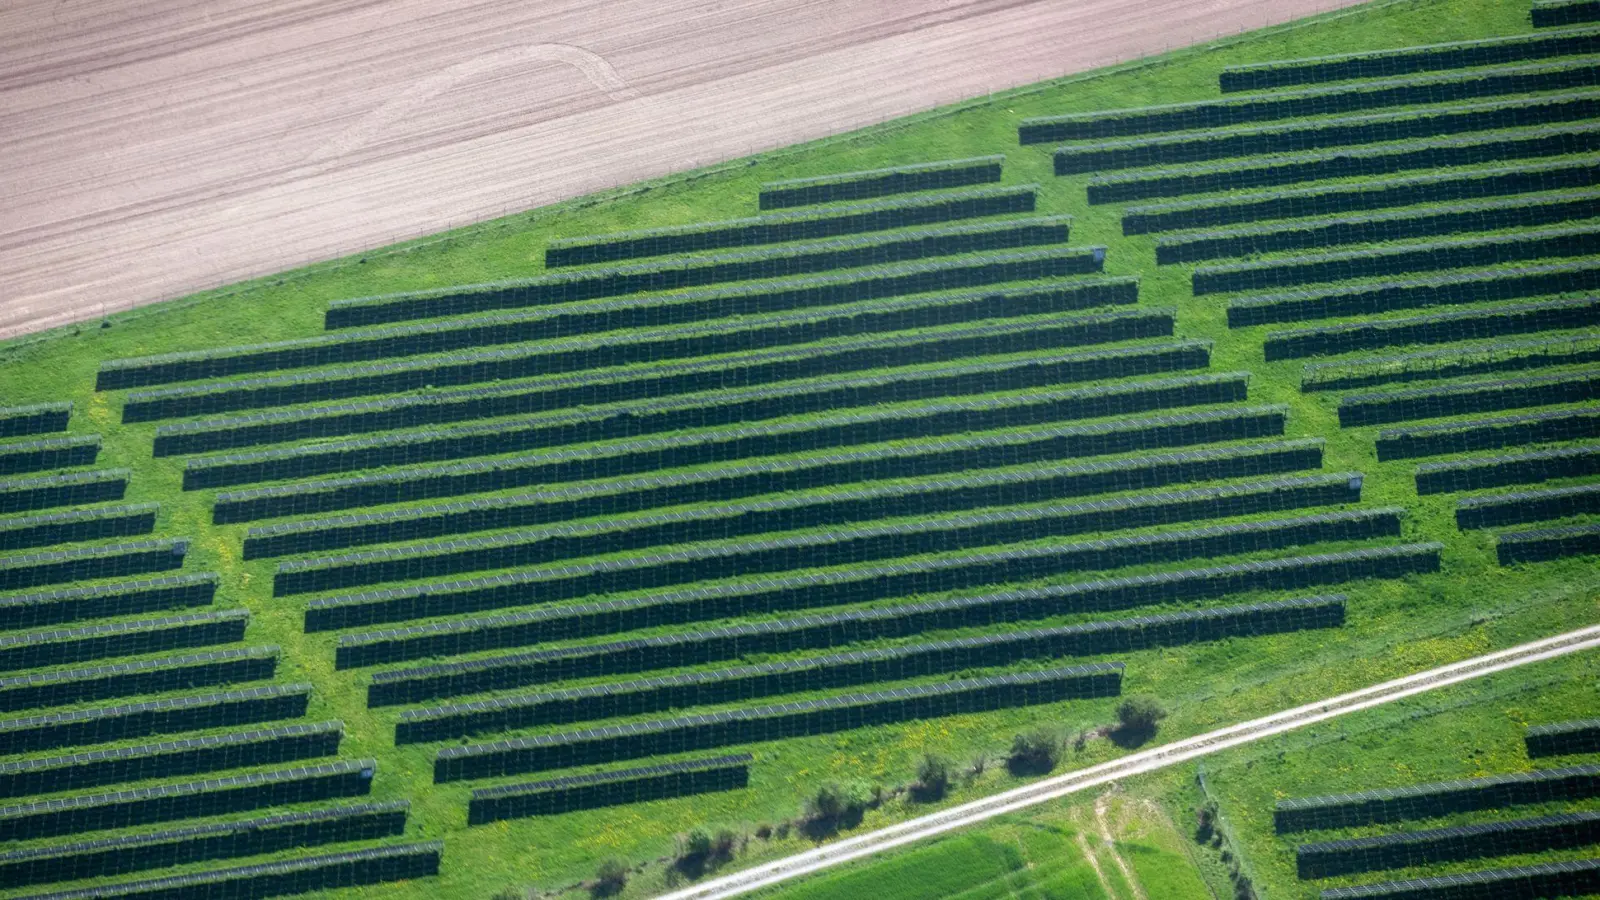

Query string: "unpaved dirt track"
[0, 0, 1368, 340]
[656, 625, 1600, 900]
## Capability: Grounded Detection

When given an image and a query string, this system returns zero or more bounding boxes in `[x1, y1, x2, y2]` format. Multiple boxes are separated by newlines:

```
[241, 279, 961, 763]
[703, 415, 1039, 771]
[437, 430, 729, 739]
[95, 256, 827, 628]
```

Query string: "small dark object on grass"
[674, 828, 714, 878]
[912, 753, 954, 801]
[1112, 695, 1168, 747]
[1194, 803, 1217, 843]
[803, 781, 872, 838]
[591, 859, 628, 897]
[1008, 727, 1064, 775]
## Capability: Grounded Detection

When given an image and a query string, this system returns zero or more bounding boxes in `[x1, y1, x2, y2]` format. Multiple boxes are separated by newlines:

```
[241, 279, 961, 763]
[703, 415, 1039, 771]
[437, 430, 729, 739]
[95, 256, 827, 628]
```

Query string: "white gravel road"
[655, 624, 1600, 899]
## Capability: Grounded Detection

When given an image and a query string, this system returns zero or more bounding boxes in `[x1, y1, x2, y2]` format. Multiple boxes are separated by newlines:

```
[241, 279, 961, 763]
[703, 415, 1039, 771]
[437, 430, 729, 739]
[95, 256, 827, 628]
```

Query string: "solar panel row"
[220, 404, 1288, 526]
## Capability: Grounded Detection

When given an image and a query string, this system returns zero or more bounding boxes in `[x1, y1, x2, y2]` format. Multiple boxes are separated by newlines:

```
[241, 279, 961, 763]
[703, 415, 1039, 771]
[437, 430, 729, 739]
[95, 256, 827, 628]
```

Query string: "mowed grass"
[760, 787, 1213, 899]
[800, 645, 1600, 900]
[761, 825, 1108, 900]
[766, 832, 1036, 900]
[1, 0, 1597, 898]
[1199, 648, 1600, 899]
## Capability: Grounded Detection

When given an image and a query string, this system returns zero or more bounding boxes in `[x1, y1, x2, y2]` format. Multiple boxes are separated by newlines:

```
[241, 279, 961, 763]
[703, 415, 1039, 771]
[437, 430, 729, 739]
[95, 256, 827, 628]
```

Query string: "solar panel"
[1276, 764, 1600, 832]
[1527, 718, 1600, 757]
[1319, 856, 1600, 899]
[433, 666, 1121, 782]
[0, 721, 342, 798]
[13, 839, 442, 900]
[0, 758, 378, 841]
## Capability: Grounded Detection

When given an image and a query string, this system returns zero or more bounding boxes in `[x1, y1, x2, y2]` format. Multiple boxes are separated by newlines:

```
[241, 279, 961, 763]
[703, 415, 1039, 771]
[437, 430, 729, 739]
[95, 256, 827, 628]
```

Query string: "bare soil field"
[0, 0, 1366, 340]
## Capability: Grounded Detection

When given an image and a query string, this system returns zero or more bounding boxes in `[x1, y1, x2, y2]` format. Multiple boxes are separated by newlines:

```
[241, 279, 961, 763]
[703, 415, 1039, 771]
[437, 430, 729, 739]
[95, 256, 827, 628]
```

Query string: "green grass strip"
[125, 304, 1162, 423]
[432, 665, 1120, 782]
[1122, 157, 1600, 234]
[1376, 406, 1600, 460]
[757, 156, 1003, 209]
[156, 336, 1198, 457]
[1056, 92, 1600, 175]
[10, 841, 440, 900]
[1264, 297, 1600, 361]
[325, 217, 1074, 327]
[330, 541, 1435, 650]
[282, 472, 1363, 600]
[102, 277, 1136, 393]
[1338, 371, 1600, 427]
[1416, 443, 1600, 493]
[1025, 58, 1600, 142]
[1228, 260, 1600, 327]
[1275, 763, 1600, 832]
[1194, 223, 1600, 295]
[1088, 124, 1600, 204]
[1220, 26, 1600, 92]
[243, 438, 1322, 560]
[327, 508, 1401, 640]
[1157, 190, 1600, 264]
[546, 184, 1036, 266]
[181, 372, 1247, 490]
[1301, 334, 1600, 392]
[394, 597, 1344, 742]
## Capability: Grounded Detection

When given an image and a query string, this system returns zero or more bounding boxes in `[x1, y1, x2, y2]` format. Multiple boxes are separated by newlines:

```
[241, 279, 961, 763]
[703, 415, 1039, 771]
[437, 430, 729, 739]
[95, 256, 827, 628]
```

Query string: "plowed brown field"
[0, 0, 1365, 340]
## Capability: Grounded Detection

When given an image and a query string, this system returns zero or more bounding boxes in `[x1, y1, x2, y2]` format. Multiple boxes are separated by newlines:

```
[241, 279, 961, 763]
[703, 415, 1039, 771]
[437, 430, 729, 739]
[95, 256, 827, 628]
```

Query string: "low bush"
[913, 754, 954, 802]
[1111, 695, 1169, 747]
[592, 859, 628, 897]
[805, 781, 874, 831]
[1008, 727, 1064, 775]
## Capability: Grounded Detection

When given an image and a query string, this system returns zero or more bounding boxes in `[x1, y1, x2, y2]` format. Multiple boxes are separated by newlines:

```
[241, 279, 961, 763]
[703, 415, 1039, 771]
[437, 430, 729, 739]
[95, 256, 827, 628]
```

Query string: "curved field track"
[0, 0, 1366, 340]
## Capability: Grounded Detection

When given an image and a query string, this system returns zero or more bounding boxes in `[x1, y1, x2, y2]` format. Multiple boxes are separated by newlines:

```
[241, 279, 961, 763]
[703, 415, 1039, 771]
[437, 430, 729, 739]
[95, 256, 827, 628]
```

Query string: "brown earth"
[0, 0, 1367, 340]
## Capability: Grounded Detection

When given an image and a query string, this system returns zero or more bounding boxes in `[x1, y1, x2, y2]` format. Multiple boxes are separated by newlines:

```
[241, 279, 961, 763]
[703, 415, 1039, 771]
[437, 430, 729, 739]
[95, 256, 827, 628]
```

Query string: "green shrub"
[1113, 695, 1170, 747]
[591, 858, 628, 897]
[1008, 727, 1063, 774]
[914, 753, 954, 801]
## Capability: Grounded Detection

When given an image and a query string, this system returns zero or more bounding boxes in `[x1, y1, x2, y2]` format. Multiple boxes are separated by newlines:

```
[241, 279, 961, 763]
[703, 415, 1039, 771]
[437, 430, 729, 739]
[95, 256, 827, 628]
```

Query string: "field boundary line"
[0, 0, 1404, 355]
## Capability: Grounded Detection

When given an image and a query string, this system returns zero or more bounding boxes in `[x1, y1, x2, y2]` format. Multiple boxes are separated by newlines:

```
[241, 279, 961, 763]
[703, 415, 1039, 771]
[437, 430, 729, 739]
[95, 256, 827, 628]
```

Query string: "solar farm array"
[2, 1, 1599, 897]
[0, 402, 438, 898]
[1013, 18, 1600, 575]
